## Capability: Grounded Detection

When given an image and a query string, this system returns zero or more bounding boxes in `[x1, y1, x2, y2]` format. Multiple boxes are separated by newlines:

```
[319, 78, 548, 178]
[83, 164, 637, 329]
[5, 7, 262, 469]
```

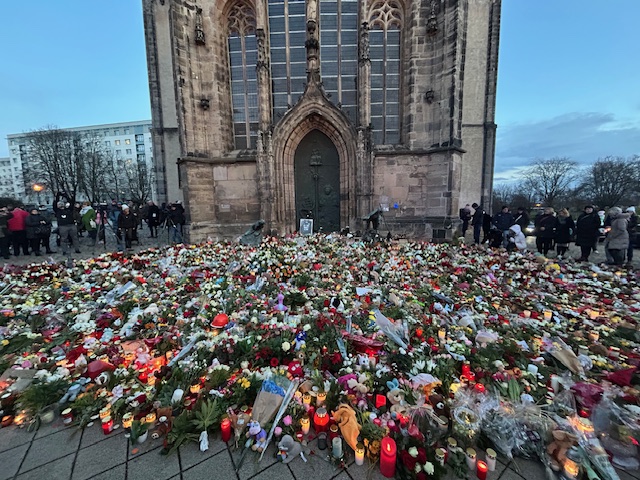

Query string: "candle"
[332, 437, 343, 459]
[61, 408, 73, 425]
[588, 331, 599, 342]
[375, 394, 386, 409]
[300, 415, 310, 435]
[486, 448, 497, 471]
[99, 407, 111, 420]
[313, 407, 330, 433]
[461, 362, 472, 377]
[589, 310, 599, 320]
[527, 364, 539, 375]
[189, 384, 201, 394]
[316, 391, 326, 405]
[368, 354, 377, 368]
[522, 310, 531, 318]
[145, 412, 157, 425]
[438, 328, 446, 342]
[1, 415, 13, 427]
[465, 447, 476, 470]
[447, 437, 458, 457]
[221, 417, 232, 442]
[302, 393, 311, 405]
[435, 448, 446, 466]
[477, 460, 488, 480]
[355, 443, 365, 466]
[543, 310, 553, 321]
[550, 374, 560, 393]
[317, 432, 328, 450]
[329, 424, 340, 440]
[379, 437, 396, 478]
[101, 416, 113, 435]
[13, 412, 26, 426]
[122, 413, 133, 427]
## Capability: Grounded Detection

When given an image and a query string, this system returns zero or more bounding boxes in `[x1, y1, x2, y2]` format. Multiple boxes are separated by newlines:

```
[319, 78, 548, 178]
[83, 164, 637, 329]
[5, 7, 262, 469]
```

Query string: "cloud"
[494, 112, 640, 183]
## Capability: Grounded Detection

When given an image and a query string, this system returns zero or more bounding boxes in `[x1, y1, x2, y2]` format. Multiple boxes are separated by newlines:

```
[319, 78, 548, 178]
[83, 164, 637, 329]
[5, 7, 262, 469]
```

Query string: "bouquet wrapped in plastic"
[591, 393, 640, 470]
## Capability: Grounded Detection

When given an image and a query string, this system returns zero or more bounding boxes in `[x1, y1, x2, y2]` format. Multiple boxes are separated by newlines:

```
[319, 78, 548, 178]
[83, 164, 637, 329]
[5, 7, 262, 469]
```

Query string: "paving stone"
[347, 458, 387, 480]
[21, 426, 81, 472]
[509, 457, 546, 480]
[231, 440, 279, 480]
[617, 469, 640, 480]
[182, 450, 236, 479]
[83, 463, 125, 480]
[331, 472, 351, 480]
[249, 461, 295, 479]
[128, 447, 180, 480]
[0, 426, 36, 453]
[128, 436, 164, 457]
[288, 450, 344, 480]
[496, 468, 527, 480]
[16, 453, 74, 480]
[72, 434, 127, 480]
[0, 443, 29, 480]
[179, 436, 227, 471]
[79, 423, 123, 449]
[34, 418, 74, 439]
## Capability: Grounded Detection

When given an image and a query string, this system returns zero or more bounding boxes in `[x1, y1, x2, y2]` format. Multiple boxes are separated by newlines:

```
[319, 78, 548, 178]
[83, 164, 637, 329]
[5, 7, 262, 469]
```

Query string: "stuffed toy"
[277, 435, 306, 463]
[152, 407, 173, 438]
[347, 374, 369, 395]
[332, 404, 361, 451]
[247, 420, 268, 452]
[546, 429, 578, 471]
[386, 379, 408, 416]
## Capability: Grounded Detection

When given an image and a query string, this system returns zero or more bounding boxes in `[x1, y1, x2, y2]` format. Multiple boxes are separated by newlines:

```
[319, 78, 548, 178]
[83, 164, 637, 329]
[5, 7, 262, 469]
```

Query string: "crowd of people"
[0, 194, 187, 259]
[460, 203, 638, 266]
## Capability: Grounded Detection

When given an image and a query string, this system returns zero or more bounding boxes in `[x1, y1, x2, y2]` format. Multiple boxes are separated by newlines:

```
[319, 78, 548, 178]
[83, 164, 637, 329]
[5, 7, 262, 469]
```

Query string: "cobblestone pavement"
[0, 418, 638, 480]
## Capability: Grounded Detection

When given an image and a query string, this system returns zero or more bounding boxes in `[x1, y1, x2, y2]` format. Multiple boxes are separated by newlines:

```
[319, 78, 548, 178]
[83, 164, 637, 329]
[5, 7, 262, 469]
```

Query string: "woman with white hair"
[604, 207, 630, 265]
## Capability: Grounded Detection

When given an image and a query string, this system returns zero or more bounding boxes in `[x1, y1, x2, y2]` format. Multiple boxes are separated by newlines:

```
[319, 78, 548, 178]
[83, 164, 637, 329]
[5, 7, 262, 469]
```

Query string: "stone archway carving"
[270, 101, 359, 233]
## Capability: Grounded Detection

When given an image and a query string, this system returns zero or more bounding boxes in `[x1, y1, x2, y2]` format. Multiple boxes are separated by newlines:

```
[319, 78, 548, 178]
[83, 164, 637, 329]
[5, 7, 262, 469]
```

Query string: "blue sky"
[0, 1, 638, 182]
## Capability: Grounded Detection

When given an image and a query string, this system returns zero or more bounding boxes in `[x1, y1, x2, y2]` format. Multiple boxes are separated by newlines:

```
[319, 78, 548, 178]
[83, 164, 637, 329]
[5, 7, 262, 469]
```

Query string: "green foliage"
[165, 410, 199, 455]
[130, 420, 149, 444]
[0, 334, 36, 356]
[71, 391, 107, 428]
[358, 411, 386, 443]
[19, 378, 70, 417]
[192, 399, 224, 432]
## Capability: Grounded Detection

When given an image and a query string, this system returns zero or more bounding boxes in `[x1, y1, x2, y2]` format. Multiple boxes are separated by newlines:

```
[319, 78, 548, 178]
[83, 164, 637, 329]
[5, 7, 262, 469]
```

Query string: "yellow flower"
[1, 339, 8, 346]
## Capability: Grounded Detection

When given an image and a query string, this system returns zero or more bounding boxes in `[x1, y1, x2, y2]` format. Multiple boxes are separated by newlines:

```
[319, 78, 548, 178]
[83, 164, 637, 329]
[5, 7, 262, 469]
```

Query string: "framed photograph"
[299, 218, 313, 235]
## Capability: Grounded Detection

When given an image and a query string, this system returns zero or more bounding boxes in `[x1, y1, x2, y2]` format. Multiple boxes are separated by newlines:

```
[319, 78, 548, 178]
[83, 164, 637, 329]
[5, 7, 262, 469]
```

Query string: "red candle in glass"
[313, 407, 330, 433]
[138, 371, 148, 383]
[461, 362, 472, 377]
[221, 418, 232, 442]
[379, 436, 396, 478]
[375, 394, 387, 409]
[101, 416, 113, 435]
[477, 460, 488, 480]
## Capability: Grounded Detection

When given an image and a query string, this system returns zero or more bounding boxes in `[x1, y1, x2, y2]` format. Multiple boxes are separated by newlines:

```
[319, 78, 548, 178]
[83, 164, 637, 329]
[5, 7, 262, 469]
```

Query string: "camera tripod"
[93, 214, 122, 251]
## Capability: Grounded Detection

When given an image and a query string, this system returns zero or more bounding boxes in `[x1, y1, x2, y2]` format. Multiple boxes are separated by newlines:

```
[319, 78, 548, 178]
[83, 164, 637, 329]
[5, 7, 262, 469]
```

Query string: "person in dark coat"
[471, 203, 483, 245]
[554, 208, 575, 258]
[575, 205, 601, 262]
[459, 204, 472, 237]
[25, 208, 52, 256]
[0, 206, 14, 259]
[492, 206, 515, 247]
[167, 203, 186, 244]
[54, 193, 81, 255]
[482, 212, 493, 244]
[534, 207, 558, 255]
[117, 204, 138, 249]
[514, 207, 530, 230]
[625, 207, 637, 264]
[146, 201, 161, 238]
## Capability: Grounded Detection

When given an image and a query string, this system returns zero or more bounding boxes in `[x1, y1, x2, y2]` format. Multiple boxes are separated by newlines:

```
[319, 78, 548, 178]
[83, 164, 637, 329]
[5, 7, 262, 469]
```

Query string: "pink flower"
[274, 426, 283, 436]
[283, 415, 293, 426]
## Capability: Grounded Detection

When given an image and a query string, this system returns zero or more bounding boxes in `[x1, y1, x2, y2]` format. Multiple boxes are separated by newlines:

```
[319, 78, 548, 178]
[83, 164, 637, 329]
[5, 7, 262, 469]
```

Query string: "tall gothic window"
[228, 3, 258, 149]
[268, 0, 307, 120]
[319, 0, 358, 122]
[369, 1, 402, 145]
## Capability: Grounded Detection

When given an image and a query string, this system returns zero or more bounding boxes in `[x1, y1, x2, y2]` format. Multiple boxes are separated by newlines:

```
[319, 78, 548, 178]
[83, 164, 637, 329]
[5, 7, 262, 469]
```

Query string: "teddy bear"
[347, 374, 369, 395]
[386, 379, 408, 416]
[151, 407, 173, 439]
[247, 420, 268, 452]
[546, 429, 578, 471]
[277, 434, 306, 463]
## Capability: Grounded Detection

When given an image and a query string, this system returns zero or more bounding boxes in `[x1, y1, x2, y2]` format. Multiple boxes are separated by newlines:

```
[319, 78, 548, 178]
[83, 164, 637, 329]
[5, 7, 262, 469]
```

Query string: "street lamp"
[32, 184, 44, 204]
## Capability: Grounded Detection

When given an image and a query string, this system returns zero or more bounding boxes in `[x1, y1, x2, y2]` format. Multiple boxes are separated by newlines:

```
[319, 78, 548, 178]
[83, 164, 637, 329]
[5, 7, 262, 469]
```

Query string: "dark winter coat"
[554, 215, 575, 244]
[0, 212, 13, 238]
[117, 212, 138, 230]
[514, 211, 529, 230]
[628, 213, 638, 242]
[471, 206, 484, 226]
[575, 212, 601, 247]
[25, 213, 52, 239]
[147, 205, 161, 227]
[168, 208, 186, 226]
[493, 211, 515, 231]
[534, 213, 558, 239]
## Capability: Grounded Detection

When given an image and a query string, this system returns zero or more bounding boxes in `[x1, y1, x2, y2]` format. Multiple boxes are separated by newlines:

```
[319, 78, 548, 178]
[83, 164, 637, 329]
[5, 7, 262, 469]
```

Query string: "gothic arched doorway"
[294, 130, 341, 232]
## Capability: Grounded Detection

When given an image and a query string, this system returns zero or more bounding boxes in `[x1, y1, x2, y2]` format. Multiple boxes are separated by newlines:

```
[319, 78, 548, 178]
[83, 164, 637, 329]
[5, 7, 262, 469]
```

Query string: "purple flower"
[283, 415, 293, 426]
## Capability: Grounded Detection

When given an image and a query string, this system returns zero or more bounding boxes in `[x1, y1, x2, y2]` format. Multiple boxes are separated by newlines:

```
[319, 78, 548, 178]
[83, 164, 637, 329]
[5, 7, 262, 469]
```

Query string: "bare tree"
[23, 126, 84, 202]
[123, 159, 155, 205]
[522, 157, 579, 207]
[77, 132, 111, 204]
[492, 182, 536, 212]
[576, 156, 640, 208]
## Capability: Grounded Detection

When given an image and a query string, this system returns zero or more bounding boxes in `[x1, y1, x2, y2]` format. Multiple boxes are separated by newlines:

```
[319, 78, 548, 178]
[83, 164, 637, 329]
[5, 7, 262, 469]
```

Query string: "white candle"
[332, 437, 343, 459]
[522, 310, 531, 318]
[465, 448, 476, 470]
[355, 443, 365, 466]
[543, 310, 553, 321]
[527, 364, 538, 375]
[486, 448, 497, 471]
[550, 374, 560, 393]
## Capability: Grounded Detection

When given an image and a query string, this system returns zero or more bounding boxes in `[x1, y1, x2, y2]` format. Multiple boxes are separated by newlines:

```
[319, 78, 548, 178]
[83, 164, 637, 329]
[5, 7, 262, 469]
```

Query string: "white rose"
[408, 447, 418, 458]
[424, 462, 434, 475]
[282, 341, 291, 352]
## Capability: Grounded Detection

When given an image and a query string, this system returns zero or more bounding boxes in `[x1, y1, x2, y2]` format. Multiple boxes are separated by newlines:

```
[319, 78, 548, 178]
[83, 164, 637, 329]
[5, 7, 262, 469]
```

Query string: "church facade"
[143, 0, 501, 241]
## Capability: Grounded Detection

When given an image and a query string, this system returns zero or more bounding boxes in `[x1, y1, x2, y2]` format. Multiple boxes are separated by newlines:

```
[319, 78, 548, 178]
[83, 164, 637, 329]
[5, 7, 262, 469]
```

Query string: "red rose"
[417, 447, 427, 464]
[417, 472, 427, 480]
[270, 358, 279, 367]
[400, 451, 417, 471]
